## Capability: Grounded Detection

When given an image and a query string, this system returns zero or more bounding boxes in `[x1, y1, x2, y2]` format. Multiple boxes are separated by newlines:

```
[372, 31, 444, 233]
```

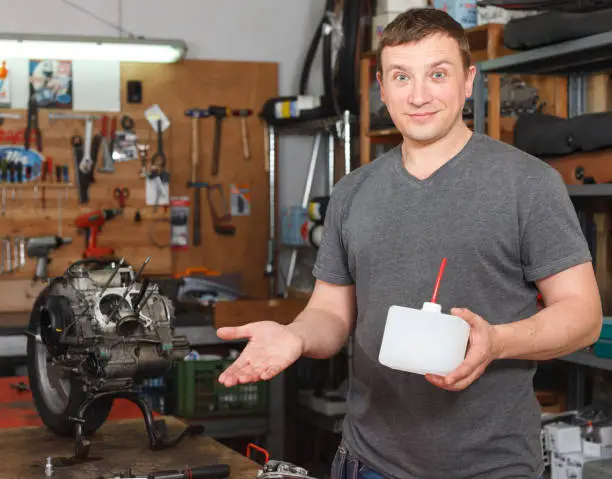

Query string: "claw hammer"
[208, 106, 231, 176]
[232, 109, 252, 161]
[185, 108, 210, 246]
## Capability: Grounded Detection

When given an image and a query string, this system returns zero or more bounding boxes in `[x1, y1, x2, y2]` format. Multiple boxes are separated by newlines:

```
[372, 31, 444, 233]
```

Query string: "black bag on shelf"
[477, 0, 612, 12]
[503, 9, 612, 50]
[514, 111, 612, 157]
[504, 8, 612, 50]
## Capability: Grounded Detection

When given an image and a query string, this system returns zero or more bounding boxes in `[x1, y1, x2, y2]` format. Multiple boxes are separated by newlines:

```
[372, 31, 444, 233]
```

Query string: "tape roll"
[309, 224, 324, 248]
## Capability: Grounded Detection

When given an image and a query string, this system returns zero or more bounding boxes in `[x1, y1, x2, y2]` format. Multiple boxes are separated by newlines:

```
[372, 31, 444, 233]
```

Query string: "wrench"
[79, 117, 94, 174]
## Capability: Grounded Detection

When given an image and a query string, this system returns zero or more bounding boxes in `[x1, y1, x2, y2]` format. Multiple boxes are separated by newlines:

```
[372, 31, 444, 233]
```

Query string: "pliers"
[24, 92, 42, 152]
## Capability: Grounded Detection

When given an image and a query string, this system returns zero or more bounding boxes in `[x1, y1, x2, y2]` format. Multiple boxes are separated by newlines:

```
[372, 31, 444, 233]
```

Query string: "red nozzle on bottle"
[431, 257, 447, 304]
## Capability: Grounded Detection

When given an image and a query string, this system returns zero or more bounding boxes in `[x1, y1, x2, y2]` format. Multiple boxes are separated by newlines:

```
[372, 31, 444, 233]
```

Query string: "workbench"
[0, 416, 261, 478]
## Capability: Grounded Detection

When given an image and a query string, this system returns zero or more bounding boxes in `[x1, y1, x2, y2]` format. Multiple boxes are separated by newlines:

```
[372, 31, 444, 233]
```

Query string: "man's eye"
[395, 74, 408, 81]
[432, 71, 447, 80]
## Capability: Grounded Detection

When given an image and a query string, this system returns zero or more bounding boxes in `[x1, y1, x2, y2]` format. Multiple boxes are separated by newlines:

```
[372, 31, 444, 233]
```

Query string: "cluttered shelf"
[366, 116, 517, 142]
[479, 30, 612, 75]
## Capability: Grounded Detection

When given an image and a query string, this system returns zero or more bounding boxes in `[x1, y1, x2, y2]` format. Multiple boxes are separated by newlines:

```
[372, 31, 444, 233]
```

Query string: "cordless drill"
[75, 208, 122, 259]
[26, 236, 72, 283]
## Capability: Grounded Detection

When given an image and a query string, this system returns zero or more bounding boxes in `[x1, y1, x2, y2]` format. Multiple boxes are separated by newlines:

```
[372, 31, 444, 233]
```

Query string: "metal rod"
[343, 110, 351, 176]
[328, 131, 335, 194]
[266, 125, 276, 298]
[100, 257, 125, 295]
[301, 133, 322, 208]
[473, 65, 486, 134]
[287, 134, 322, 289]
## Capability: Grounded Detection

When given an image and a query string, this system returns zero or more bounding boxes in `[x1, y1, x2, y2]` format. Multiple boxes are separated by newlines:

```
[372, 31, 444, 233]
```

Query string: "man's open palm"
[216, 321, 304, 387]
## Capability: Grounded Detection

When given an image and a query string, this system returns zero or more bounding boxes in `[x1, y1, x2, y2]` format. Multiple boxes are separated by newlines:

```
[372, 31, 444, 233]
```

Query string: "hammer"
[232, 109, 252, 161]
[208, 106, 231, 177]
[185, 108, 210, 247]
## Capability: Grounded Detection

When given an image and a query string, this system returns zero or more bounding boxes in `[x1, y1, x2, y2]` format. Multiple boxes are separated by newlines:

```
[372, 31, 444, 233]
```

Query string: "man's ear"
[464, 65, 477, 99]
[377, 71, 386, 104]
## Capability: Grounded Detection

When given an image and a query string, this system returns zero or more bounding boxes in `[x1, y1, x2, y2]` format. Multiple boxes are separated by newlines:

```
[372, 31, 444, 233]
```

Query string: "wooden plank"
[545, 149, 612, 185]
[360, 57, 372, 166]
[214, 299, 308, 328]
[0, 279, 46, 313]
[587, 74, 612, 113]
[0, 416, 261, 478]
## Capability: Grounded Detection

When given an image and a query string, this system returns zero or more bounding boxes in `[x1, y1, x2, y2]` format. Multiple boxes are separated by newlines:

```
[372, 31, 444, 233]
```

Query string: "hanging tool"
[150, 119, 167, 171]
[40, 156, 52, 210]
[24, 91, 42, 152]
[232, 108, 252, 160]
[206, 183, 235, 236]
[79, 116, 94, 174]
[208, 106, 230, 176]
[75, 208, 123, 258]
[113, 186, 130, 209]
[25, 236, 72, 283]
[98, 115, 115, 173]
[2, 236, 11, 274]
[137, 143, 150, 178]
[185, 108, 210, 246]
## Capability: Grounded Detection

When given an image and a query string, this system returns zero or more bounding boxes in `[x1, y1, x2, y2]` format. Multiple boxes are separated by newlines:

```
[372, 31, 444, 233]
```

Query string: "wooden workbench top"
[0, 416, 261, 478]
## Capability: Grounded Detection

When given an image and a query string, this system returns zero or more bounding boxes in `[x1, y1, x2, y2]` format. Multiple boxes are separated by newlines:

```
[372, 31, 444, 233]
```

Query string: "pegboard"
[0, 59, 278, 308]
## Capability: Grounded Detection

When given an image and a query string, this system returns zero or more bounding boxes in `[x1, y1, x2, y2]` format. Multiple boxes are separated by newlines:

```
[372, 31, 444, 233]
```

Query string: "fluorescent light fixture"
[0, 33, 187, 63]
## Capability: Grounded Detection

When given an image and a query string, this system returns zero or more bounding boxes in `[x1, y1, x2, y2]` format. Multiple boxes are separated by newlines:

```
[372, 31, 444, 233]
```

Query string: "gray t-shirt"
[312, 132, 592, 478]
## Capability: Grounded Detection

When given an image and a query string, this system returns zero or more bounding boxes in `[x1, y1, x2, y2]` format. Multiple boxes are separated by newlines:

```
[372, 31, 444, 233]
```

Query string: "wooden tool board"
[0, 59, 278, 307]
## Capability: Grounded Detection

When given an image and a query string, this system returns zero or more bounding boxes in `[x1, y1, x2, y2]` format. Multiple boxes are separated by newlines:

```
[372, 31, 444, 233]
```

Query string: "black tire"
[27, 286, 113, 437]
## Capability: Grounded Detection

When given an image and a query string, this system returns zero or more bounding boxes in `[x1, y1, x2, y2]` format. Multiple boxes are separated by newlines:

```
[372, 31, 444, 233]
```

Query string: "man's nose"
[408, 78, 432, 106]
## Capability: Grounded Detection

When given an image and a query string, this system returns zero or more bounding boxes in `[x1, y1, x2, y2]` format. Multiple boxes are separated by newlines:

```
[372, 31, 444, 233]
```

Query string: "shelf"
[566, 184, 612, 197]
[478, 30, 612, 75]
[365, 116, 516, 140]
[270, 113, 357, 135]
[558, 349, 612, 372]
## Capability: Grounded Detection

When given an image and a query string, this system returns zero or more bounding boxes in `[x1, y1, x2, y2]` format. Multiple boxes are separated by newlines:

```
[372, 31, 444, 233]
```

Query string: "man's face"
[377, 34, 476, 144]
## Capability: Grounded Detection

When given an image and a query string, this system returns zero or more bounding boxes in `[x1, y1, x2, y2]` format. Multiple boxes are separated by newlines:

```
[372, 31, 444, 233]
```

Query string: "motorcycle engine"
[35, 260, 190, 395]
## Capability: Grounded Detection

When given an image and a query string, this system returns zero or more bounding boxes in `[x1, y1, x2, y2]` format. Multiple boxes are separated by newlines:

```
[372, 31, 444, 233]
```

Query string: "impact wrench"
[26, 236, 72, 283]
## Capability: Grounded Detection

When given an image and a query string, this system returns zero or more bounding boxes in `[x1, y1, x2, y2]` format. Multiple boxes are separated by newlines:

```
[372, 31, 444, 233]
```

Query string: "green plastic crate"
[174, 359, 268, 418]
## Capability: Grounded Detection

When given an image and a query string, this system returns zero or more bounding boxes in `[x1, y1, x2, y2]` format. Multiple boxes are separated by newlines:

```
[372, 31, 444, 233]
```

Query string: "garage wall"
[0, 0, 332, 290]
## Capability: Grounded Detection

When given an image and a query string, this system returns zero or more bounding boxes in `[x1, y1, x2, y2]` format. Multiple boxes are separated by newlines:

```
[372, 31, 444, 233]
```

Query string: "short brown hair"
[376, 8, 471, 74]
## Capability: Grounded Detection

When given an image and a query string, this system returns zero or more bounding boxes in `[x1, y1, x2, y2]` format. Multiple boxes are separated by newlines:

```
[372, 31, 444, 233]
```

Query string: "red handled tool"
[113, 186, 130, 209]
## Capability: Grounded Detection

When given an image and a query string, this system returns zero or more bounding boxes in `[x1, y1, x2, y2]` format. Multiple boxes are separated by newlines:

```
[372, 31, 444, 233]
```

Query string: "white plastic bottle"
[378, 301, 470, 376]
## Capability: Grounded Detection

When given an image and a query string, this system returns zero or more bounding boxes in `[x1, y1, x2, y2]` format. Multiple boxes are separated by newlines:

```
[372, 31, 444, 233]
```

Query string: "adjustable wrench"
[79, 116, 94, 174]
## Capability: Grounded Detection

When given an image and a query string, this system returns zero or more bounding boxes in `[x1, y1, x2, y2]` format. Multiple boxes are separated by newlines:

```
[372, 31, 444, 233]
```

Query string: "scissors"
[113, 186, 130, 209]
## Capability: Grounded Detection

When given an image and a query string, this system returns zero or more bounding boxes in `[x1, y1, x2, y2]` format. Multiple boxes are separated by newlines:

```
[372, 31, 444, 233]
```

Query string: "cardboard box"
[545, 423, 582, 454]
[433, 1, 478, 28]
[477, 5, 539, 25]
[376, 0, 428, 15]
[583, 439, 612, 459]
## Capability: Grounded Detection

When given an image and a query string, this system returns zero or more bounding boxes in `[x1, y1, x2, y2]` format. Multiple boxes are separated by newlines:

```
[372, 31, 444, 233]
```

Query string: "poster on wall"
[0, 61, 10, 107]
[28, 59, 73, 108]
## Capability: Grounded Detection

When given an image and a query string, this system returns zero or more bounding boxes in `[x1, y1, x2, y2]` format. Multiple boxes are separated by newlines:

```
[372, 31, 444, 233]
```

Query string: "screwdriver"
[99, 464, 231, 479]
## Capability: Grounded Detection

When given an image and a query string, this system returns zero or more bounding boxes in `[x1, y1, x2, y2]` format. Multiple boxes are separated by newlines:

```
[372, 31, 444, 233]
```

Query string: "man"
[217, 8, 602, 478]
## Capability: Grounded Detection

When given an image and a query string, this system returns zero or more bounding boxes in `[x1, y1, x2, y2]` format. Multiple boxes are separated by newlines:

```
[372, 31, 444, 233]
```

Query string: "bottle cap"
[422, 302, 442, 313]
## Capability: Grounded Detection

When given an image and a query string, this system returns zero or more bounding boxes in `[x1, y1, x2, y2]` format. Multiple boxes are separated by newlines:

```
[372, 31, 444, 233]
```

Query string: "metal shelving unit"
[559, 349, 612, 373]
[475, 37, 612, 411]
[476, 31, 612, 76]
[265, 111, 355, 296]
[474, 31, 612, 198]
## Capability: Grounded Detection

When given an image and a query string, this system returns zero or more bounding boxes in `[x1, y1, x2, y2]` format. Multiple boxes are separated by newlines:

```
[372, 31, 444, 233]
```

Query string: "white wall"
[0, 0, 333, 289]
